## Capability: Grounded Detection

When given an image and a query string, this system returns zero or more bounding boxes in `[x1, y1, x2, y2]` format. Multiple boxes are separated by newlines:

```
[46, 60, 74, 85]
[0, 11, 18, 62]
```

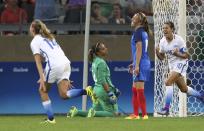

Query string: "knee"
[59, 92, 68, 100]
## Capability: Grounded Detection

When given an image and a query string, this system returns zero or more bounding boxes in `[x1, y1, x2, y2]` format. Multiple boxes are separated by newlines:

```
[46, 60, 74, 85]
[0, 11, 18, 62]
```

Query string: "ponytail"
[88, 49, 94, 62]
[31, 19, 54, 40]
[137, 12, 152, 36]
[40, 22, 54, 40]
[88, 42, 103, 63]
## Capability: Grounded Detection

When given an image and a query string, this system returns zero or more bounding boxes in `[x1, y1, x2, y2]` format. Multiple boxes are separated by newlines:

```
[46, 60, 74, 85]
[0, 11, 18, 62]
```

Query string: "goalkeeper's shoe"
[157, 108, 169, 116]
[142, 115, 149, 120]
[87, 108, 95, 118]
[85, 86, 98, 104]
[125, 114, 140, 120]
[67, 106, 78, 118]
[40, 118, 56, 124]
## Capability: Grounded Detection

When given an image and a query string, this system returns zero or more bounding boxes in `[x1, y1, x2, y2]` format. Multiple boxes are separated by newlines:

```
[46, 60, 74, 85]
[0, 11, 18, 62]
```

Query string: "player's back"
[30, 35, 70, 68]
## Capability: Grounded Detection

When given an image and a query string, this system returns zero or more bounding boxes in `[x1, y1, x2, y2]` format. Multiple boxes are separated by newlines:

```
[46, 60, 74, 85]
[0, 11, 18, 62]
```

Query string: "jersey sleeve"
[134, 29, 142, 43]
[96, 62, 107, 85]
[30, 39, 40, 55]
[178, 36, 188, 53]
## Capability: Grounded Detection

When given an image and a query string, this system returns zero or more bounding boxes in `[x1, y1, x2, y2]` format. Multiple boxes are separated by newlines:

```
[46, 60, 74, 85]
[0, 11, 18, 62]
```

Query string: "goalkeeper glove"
[114, 88, 121, 97]
[108, 91, 117, 104]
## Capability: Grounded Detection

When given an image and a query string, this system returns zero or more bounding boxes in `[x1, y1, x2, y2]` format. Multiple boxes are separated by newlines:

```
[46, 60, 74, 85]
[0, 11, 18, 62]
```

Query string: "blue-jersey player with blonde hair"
[125, 12, 151, 120]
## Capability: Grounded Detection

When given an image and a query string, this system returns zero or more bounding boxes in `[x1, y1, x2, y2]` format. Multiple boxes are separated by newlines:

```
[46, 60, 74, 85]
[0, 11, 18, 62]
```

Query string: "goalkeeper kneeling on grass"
[67, 42, 121, 118]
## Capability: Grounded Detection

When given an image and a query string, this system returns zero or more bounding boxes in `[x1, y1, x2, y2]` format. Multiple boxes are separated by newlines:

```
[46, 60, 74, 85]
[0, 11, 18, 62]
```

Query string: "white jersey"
[30, 35, 70, 68]
[159, 34, 188, 65]
[159, 34, 188, 76]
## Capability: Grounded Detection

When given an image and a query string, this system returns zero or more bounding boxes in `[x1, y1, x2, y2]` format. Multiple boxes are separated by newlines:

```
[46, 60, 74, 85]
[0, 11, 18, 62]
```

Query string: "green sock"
[94, 111, 114, 117]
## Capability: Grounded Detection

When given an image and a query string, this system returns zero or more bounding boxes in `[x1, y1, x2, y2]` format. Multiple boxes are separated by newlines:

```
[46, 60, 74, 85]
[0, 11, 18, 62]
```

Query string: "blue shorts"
[133, 63, 150, 82]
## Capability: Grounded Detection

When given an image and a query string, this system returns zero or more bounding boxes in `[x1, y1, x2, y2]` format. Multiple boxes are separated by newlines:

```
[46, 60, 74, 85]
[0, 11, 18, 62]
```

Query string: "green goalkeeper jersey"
[91, 56, 118, 113]
[91, 56, 114, 88]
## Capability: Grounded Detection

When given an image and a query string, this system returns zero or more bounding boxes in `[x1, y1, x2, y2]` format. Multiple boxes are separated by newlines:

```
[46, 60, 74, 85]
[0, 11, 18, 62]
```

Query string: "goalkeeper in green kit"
[67, 42, 120, 118]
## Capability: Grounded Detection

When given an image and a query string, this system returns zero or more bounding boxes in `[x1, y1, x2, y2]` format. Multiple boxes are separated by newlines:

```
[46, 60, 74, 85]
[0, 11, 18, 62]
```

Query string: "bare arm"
[134, 41, 142, 75]
[136, 41, 142, 68]
[156, 46, 165, 60]
[34, 54, 46, 91]
[172, 48, 190, 59]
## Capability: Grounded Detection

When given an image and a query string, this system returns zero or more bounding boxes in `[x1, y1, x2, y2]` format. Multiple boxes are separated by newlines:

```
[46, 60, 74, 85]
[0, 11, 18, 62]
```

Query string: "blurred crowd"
[0, 0, 202, 35]
[0, 0, 153, 25]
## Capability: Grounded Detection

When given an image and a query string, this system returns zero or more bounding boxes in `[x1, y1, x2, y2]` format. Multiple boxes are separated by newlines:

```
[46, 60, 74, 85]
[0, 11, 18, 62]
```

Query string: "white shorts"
[169, 60, 188, 77]
[44, 62, 71, 84]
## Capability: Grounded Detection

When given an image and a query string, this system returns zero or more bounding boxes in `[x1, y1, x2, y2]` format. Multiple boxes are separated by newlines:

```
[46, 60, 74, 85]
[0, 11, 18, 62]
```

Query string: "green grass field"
[0, 115, 203, 131]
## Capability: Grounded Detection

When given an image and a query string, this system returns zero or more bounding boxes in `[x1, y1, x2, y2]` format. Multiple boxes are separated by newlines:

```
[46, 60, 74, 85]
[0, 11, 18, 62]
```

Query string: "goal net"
[153, 0, 204, 117]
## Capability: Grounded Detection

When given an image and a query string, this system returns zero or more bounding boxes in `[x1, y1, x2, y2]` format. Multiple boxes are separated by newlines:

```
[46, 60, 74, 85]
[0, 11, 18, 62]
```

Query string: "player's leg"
[135, 81, 148, 119]
[39, 83, 56, 124]
[125, 86, 140, 119]
[57, 79, 87, 99]
[87, 99, 115, 117]
[87, 87, 116, 117]
[56, 63, 95, 100]
[125, 80, 140, 119]
[175, 76, 204, 102]
[67, 106, 88, 117]
[57, 79, 96, 102]
[130, 63, 150, 119]
[158, 71, 180, 115]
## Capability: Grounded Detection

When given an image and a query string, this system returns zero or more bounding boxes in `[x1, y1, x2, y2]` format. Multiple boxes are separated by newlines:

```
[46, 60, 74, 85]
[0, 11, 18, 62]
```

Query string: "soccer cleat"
[125, 114, 140, 120]
[67, 106, 78, 118]
[87, 108, 95, 118]
[40, 118, 56, 124]
[85, 86, 98, 104]
[142, 115, 148, 120]
[157, 108, 169, 116]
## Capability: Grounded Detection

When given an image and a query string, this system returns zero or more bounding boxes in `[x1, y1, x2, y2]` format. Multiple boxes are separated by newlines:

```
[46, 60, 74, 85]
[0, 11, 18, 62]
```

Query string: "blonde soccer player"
[30, 20, 94, 124]
[125, 12, 151, 120]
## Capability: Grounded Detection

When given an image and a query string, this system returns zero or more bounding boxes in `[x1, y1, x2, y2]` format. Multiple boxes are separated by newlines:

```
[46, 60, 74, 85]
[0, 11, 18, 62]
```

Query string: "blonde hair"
[136, 12, 152, 36]
[31, 19, 54, 40]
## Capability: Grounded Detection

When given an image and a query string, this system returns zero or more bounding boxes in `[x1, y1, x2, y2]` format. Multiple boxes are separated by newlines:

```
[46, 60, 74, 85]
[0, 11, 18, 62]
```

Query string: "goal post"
[153, 0, 187, 117]
[177, 0, 187, 117]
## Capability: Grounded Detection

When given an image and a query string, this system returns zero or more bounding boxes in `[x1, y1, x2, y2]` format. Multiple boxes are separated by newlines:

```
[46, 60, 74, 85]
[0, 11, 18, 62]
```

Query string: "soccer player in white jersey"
[30, 20, 94, 124]
[156, 21, 204, 115]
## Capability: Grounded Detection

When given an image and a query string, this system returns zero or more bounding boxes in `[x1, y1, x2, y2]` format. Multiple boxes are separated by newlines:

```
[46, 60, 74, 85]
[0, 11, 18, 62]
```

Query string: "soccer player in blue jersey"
[29, 20, 94, 124]
[125, 12, 151, 120]
[156, 21, 204, 116]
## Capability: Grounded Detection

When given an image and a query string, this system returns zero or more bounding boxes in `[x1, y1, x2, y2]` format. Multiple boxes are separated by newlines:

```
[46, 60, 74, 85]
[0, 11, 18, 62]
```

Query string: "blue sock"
[66, 89, 86, 98]
[164, 86, 173, 110]
[42, 100, 54, 120]
[187, 86, 201, 98]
